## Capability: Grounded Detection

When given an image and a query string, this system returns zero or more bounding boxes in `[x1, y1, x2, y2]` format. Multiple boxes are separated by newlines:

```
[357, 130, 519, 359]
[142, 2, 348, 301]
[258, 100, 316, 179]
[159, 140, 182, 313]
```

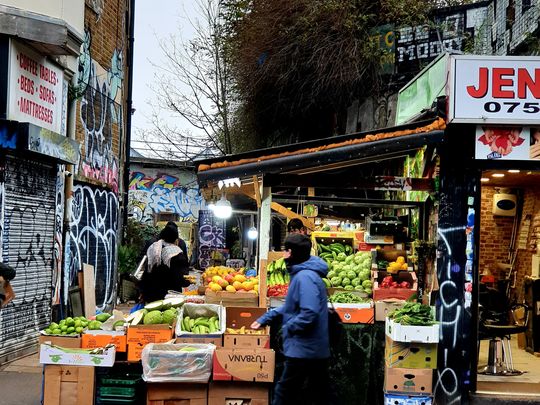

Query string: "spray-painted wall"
[62, 0, 129, 312]
[64, 183, 119, 311]
[0, 157, 58, 362]
[128, 164, 206, 224]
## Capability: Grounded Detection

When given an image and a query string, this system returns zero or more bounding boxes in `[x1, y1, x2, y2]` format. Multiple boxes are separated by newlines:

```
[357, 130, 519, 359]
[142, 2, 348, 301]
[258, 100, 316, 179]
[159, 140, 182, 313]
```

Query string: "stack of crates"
[95, 366, 144, 405]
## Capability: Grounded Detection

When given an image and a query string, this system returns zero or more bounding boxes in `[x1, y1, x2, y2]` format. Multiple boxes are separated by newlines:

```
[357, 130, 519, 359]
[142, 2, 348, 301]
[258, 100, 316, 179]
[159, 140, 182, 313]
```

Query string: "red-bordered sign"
[449, 55, 540, 125]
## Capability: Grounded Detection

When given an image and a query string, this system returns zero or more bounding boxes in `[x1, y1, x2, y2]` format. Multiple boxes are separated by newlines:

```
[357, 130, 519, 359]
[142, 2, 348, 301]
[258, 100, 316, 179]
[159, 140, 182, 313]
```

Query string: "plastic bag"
[141, 343, 215, 382]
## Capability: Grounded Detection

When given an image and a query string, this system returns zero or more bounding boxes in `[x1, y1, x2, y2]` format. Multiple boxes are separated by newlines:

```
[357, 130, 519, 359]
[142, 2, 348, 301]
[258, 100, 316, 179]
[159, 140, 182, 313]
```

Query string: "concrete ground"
[0, 351, 42, 405]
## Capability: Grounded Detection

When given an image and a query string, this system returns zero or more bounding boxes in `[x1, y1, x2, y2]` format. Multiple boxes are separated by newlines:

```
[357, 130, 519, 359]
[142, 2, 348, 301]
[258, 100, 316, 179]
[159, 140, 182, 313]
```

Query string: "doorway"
[475, 169, 540, 396]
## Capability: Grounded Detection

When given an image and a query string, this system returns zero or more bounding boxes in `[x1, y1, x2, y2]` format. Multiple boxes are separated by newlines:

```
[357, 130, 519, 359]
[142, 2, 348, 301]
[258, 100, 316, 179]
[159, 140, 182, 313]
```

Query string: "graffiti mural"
[77, 29, 123, 193]
[198, 210, 225, 269]
[64, 184, 119, 311]
[128, 170, 206, 223]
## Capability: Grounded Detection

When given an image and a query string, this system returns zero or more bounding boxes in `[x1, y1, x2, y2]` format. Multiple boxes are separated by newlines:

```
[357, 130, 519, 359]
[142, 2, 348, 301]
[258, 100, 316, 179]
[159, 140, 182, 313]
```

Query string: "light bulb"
[247, 227, 258, 240]
[213, 195, 232, 219]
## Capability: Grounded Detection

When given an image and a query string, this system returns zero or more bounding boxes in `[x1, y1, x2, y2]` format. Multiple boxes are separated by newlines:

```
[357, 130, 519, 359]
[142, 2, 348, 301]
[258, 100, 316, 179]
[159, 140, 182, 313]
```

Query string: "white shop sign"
[448, 55, 540, 125]
[475, 126, 540, 161]
[7, 39, 65, 134]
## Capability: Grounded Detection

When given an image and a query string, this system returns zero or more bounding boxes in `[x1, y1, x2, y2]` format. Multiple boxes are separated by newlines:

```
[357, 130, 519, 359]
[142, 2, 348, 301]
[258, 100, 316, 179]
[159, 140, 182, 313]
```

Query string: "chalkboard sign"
[198, 210, 225, 269]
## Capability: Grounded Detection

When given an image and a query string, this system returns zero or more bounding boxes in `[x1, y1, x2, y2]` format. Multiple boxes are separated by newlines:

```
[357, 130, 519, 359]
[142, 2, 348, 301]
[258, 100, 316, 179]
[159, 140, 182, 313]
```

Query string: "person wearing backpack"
[251, 233, 331, 405]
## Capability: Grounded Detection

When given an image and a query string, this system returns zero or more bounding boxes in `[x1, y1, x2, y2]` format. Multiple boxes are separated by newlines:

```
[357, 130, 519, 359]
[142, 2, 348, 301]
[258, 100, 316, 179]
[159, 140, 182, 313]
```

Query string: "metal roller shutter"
[0, 156, 56, 363]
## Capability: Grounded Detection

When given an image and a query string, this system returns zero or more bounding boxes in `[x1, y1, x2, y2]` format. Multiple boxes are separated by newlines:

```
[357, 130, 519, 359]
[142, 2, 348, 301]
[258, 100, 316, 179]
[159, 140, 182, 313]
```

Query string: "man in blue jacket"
[251, 233, 330, 405]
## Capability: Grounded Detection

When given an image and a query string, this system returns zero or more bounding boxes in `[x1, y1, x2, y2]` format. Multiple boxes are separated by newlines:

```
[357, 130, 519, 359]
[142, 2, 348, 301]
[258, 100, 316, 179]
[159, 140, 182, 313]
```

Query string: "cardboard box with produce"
[126, 299, 182, 361]
[223, 307, 270, 348]
[373, 271, 417, 301]
[176, 303, 225, 336]
[39, 344, 116, 367]
[328, 291, 374, 324]
[385, 335, 438, 369]
[385, 302, 439, 343]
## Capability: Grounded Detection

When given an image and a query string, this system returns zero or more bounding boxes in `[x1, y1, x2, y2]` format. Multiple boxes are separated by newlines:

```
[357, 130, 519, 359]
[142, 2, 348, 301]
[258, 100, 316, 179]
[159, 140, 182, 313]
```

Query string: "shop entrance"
[475, 169, 540, 396]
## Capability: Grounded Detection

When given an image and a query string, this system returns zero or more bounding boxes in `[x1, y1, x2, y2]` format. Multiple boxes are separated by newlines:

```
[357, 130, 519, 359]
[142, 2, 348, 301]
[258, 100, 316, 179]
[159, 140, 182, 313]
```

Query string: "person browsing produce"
[251, 233, 331, 405]
[139, 223, 190, 303]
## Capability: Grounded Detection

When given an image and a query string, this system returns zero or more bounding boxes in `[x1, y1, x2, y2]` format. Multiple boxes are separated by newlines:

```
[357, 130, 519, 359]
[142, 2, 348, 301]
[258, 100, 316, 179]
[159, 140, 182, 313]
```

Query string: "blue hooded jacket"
[257, 256, 330, 359]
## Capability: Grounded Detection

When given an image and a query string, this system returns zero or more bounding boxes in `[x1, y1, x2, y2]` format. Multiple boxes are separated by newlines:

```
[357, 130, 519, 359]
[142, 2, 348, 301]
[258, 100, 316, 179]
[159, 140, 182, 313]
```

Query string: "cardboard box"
[223, 307, 270, 348]
[82, 331, 127, 352]
[385, 336, 437, 369]
[385, 318, 439, 344]
[213, 348, 275, 382]
[43, 365, 95, 405]
[375, 300, 407, 322]
[39, 344, 116, 367]
[332, 304, 374, 324]
[208, 382, 270, 405]
[147, 382, 208, 405]
[385, 367, 433, 395]
[373, 271, 418, 301]
[127, 324, 174, 362]
[205, 290, 259, 307]
[175, 336, 223, 347]
[176, 303, 226, 337]
[39, 335, 81, 348]
[384, 393, 433, 405]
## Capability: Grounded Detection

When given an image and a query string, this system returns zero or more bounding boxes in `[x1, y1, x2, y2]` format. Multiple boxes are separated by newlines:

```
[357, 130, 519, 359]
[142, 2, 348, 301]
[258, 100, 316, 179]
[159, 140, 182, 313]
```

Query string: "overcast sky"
[131, 0, 197, 156]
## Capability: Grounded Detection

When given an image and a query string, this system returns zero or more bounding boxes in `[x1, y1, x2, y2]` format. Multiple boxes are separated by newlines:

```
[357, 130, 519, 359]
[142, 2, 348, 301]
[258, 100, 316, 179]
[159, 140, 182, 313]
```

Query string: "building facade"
[0, 0, 132, 363]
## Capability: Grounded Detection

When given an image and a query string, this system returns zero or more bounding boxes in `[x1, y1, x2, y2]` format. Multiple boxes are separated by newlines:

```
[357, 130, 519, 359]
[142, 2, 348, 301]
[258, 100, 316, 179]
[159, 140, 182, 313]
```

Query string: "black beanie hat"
[160, 224, 179, 243]
[284, 233, 311, 265]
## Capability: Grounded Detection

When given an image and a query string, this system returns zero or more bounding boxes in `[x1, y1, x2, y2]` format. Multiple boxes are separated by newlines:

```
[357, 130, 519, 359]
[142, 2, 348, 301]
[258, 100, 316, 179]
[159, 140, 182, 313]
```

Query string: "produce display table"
[270, 322, 385, 405]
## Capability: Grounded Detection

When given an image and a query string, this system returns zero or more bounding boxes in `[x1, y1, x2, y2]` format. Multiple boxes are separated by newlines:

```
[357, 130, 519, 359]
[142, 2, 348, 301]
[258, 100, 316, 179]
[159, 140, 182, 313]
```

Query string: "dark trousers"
[272, 357, 330, 405]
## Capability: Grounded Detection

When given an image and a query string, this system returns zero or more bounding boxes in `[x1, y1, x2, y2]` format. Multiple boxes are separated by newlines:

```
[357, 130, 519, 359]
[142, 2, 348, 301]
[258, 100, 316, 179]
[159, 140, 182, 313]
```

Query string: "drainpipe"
[122, 0, 135, 239]
[64, 77, 77, 226]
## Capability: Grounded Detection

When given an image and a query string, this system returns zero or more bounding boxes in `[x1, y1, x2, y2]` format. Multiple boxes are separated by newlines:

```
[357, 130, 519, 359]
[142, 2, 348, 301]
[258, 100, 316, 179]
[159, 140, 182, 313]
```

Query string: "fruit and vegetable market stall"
[195, 117, 447, 405]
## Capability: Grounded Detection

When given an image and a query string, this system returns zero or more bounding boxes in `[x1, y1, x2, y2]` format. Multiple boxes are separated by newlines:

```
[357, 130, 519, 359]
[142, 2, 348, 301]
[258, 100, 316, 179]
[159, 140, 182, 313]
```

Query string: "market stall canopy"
[195, 118, 446, 184]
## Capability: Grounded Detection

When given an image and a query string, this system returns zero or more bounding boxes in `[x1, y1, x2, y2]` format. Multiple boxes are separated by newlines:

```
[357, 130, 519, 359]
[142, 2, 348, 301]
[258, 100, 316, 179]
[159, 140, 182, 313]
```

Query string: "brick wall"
[480, 186, 540, 302]
[74, 0, 130, 193]
[479, 187, 514, 278]
[515, 187, 540, 301]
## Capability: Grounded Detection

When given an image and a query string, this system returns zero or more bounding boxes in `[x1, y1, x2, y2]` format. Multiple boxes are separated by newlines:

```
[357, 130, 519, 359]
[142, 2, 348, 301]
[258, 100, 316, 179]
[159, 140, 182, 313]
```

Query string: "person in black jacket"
[0, 262, 16, 308]
[139, 223, 190, 303]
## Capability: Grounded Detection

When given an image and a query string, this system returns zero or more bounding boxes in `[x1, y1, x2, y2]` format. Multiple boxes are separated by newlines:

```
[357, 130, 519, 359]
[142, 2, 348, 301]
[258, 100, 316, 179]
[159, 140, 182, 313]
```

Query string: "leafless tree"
[135, 0, 236, 162]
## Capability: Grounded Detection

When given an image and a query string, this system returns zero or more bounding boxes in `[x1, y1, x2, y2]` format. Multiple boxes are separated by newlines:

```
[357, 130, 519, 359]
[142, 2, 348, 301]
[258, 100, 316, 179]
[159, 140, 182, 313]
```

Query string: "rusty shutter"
[0, 156, 56, 362]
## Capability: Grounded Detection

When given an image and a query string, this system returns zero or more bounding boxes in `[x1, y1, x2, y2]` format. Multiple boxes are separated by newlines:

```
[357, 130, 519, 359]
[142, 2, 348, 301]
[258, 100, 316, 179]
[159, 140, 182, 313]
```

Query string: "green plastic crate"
[100, 375, 142, 387]
[99, 386, 137, 398]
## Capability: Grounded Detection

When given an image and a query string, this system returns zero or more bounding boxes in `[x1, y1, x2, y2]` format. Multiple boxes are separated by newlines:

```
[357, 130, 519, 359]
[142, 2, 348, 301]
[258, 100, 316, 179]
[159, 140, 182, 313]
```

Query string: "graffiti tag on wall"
[128, 171, 205, 223]
[77, 30, 123, 193]
[0, 158, 56, 357]
[198, 210, 225, 269]
[64, 184, 119, 311]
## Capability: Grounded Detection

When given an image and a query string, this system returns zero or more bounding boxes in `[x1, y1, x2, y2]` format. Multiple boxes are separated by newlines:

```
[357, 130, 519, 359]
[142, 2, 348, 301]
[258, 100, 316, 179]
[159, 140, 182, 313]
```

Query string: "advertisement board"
[449, 55, 540, 125]
[7, 39, 65, 134]
[475, 126, 540, 161]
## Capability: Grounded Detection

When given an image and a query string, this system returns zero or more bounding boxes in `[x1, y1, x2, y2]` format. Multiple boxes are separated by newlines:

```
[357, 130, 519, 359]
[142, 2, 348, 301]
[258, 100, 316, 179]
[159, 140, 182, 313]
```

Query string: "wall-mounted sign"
[475, 126, 540, 161]
[7, 39, 65, 134]
[449, 55, 540, 125]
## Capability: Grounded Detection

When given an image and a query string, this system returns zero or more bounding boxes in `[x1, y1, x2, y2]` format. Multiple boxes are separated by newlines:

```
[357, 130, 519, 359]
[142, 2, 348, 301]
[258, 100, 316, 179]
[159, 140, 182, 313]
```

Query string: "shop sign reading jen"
[6, 39, 65, 134]
[449, 55, 540, 125]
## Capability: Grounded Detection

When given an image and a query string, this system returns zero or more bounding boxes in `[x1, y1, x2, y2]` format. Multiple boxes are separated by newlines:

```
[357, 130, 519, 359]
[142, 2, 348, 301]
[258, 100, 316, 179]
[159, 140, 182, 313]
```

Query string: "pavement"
[0, 351, 42, 405]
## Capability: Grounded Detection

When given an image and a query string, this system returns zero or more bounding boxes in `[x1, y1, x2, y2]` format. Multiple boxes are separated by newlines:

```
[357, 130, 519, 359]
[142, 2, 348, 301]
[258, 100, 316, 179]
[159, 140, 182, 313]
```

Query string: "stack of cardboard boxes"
[147, 306, 275, 405]
[383, 317, 439, 405]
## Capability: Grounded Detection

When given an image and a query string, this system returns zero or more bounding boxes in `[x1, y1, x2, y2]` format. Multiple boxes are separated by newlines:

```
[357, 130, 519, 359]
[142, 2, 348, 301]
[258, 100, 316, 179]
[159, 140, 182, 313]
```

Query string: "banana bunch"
[180, 315, 220, 334]
[267, 257, 290, 287]
[226, 326, 266, 335]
